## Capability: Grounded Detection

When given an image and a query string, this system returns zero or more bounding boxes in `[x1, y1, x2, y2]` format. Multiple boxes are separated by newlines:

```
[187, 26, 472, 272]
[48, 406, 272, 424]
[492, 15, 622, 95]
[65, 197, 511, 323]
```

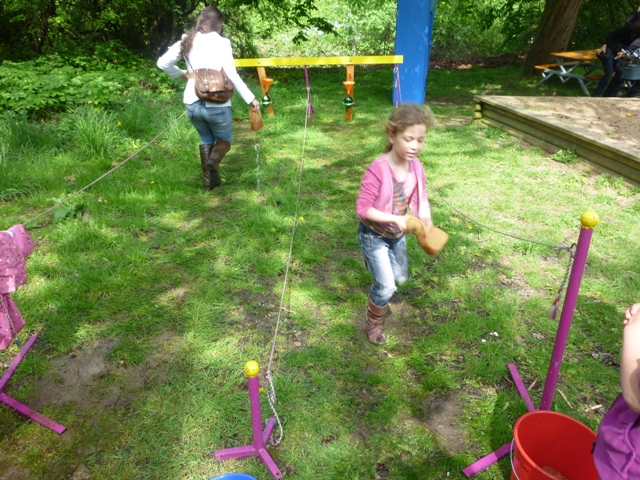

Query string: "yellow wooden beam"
[234, 55, 403, 68]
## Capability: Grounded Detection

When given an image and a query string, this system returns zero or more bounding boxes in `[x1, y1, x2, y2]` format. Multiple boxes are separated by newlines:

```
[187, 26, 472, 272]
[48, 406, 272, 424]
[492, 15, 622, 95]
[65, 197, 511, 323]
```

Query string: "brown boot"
[206, 139, 231, 188]
[199, 144, 213, 189]
[365, 298, 387, 345]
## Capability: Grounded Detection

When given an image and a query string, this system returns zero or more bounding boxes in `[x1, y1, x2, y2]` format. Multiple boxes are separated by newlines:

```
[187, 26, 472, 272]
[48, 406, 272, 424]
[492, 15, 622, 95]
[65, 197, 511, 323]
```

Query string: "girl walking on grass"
[593, 302, 640, 478]
[157, 6, 260, 190]
[355, 105, 436, 345]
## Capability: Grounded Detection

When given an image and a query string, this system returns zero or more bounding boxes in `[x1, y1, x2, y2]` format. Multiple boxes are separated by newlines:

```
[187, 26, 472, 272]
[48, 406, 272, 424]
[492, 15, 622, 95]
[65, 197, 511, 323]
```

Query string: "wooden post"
[257, 67, 275, 116]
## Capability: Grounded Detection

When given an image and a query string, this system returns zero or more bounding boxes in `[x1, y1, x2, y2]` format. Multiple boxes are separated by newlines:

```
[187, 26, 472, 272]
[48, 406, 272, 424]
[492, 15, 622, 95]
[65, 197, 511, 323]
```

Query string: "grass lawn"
[1, 62, 639, 479]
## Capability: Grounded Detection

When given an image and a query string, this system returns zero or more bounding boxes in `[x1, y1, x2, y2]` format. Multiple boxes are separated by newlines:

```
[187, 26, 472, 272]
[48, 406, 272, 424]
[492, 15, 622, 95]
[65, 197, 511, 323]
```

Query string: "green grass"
[0, 64, 638, 479]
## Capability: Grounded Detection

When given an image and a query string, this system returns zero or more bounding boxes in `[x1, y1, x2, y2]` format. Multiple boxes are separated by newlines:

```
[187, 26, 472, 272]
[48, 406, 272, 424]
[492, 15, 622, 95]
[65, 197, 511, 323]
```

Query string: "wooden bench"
[534, 61, 586, 71]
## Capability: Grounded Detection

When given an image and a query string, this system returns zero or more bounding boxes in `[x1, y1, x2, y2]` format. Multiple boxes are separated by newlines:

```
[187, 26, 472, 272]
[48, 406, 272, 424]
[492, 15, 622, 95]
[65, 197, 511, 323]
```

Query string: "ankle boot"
[199, 144, 213, 189]
[206, 139, 231, 188]
[365, 298, 387, 345]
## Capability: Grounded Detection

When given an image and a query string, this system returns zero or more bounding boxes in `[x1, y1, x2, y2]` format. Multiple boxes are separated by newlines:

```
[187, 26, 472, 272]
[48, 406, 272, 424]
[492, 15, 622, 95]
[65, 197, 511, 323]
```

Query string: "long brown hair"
[180, 6, 225, 59]
[384, 105, 437, 153]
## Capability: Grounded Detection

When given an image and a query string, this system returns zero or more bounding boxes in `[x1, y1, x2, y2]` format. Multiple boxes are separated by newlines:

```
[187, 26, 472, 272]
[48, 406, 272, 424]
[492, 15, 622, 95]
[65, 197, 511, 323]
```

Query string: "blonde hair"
[384, 104, 436, 153]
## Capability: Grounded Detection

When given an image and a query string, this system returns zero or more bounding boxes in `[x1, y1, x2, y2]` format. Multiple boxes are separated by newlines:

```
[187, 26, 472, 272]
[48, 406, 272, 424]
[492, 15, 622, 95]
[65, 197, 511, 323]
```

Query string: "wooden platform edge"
[473, 95, 640, 184]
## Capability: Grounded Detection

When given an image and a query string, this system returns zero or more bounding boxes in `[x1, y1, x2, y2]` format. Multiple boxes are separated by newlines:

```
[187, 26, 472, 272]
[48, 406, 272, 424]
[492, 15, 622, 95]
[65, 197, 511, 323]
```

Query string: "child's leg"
[358, 224, 397, 306]
[358, 222, 396, 345]
[388, 235, 408, 286]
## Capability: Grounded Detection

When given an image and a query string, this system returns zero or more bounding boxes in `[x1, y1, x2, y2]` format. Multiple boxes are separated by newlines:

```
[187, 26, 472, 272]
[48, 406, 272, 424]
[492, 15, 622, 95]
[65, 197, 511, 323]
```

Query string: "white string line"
[424, 174, 573, 253]
[254, 137, 261, 191]
[264, 85, 313, 447]
[22, 112, 186, 227]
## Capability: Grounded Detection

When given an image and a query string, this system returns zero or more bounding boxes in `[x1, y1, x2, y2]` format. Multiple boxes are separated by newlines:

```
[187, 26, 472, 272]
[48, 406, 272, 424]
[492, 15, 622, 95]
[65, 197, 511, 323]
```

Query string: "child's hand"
[395, 216, 408, 232]
[624, 303, 640, 326]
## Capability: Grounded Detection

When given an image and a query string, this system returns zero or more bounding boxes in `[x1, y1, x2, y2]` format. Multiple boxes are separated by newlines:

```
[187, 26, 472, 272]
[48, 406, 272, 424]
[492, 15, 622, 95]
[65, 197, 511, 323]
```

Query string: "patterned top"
[363, 177, 410, 239]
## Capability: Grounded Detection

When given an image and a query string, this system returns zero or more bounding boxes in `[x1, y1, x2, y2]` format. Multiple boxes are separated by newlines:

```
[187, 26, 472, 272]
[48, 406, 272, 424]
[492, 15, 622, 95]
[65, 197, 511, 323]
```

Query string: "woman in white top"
[157, 6, 261, 189]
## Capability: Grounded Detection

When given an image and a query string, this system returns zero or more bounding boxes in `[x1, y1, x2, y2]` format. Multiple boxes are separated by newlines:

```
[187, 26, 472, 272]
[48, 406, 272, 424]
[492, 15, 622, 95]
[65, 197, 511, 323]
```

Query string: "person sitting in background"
[593, 20, 640, 97]
[593, 303, 640, 478]
[626, 4, 640, 25]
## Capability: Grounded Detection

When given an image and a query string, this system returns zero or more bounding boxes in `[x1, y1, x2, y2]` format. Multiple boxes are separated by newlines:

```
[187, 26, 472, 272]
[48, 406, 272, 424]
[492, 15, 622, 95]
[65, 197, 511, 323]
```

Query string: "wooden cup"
[405, 216, 449, 255]
[249, 107, 263, 131]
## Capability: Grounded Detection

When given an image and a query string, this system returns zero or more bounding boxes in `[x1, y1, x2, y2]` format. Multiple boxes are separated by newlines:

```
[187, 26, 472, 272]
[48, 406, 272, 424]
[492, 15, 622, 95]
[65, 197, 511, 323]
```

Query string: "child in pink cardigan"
[355, 105, 436, 345]
[593, 303, 640, 478]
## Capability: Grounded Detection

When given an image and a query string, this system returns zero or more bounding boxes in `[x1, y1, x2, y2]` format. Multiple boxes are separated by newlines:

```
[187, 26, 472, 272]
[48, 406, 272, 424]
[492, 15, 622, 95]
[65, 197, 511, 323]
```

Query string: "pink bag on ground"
[0, 224, 35, 349]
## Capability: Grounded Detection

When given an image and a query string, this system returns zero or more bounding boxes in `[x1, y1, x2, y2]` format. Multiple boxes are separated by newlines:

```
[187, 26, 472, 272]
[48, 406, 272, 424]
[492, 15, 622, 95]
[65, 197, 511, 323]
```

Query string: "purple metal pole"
[462, 443, 512, 477]
[214, 361, 282, 479]
[508, 363, 535, 412]
[0, 335, 66, 434]
[539, 210, 599, 410]
[0, 336, 38, 391]
[462, 210, 599, 477]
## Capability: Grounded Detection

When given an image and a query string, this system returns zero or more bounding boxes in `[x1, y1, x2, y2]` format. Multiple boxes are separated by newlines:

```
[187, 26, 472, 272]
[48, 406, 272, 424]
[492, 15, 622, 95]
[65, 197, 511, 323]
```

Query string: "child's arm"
[365, 208, 408, 232]
[621, 303, 640, 413]
[418, 207, 433, 230]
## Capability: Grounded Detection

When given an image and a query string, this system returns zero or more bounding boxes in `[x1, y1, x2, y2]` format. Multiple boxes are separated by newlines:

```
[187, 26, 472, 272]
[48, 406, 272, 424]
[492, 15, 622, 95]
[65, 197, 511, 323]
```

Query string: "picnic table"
[535, 49, 604, 96]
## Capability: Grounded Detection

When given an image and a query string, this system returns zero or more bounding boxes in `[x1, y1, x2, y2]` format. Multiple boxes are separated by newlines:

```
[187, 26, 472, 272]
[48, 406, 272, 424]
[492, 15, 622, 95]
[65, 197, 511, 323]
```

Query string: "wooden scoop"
[405, 216, 449, 256]
[249, 106, 263, 131]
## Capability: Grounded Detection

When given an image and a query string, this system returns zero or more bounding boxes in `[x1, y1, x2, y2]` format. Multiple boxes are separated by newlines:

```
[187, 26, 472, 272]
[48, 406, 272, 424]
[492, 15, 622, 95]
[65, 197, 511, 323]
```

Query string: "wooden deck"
[473, 95, 640, 184]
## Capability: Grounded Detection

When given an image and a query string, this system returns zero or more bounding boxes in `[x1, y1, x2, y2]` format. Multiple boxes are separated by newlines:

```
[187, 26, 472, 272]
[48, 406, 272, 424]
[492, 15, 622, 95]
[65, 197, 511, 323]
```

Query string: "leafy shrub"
[0, 44, 179, 116]
[552, 148, 578, 163]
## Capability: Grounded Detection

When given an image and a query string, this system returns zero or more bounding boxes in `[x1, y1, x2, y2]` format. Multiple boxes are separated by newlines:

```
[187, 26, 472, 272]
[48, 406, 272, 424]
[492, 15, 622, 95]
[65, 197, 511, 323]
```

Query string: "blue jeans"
[358, 222, 408, 307]
[594, 51, 623, 97]
[185, 101, 233, 145]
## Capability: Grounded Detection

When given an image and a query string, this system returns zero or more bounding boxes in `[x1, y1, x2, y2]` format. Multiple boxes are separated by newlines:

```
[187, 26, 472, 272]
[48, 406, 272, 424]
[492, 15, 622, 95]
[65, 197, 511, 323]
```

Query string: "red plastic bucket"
[510, 410, 599, 480]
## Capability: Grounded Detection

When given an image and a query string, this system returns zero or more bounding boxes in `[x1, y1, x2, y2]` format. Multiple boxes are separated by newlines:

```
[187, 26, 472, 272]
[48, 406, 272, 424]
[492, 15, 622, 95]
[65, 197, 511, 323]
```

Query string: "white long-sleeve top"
[157, 31, 256, 107]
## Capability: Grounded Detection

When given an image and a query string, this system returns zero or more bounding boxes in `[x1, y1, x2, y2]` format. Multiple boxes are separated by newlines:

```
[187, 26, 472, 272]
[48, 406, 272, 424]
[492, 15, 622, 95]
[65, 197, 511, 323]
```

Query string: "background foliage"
[2, 0, 639, 64]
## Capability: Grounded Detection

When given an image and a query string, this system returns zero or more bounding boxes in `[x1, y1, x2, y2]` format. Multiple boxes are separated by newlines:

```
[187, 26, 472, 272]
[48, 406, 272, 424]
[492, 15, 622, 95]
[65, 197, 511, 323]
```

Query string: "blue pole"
[393, 0, 438, 104]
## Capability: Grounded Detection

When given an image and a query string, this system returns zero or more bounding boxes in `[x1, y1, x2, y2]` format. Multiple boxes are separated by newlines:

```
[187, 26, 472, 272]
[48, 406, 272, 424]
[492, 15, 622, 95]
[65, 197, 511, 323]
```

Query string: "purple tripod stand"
[463, 210, 599, 477]
[1, 335, 66, 434]
[215, 361, 282, 479]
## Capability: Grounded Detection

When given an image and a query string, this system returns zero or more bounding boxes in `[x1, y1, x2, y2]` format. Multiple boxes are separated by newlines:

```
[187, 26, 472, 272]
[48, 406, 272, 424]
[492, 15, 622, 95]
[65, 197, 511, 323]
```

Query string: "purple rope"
[304, 66, 314, 121]
[394, 65, 402, 108]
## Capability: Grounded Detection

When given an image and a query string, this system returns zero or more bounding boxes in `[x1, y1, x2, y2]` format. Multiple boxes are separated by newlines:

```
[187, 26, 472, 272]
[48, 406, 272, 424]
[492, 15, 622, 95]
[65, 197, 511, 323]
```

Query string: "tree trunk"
[524, 0, 585, 74]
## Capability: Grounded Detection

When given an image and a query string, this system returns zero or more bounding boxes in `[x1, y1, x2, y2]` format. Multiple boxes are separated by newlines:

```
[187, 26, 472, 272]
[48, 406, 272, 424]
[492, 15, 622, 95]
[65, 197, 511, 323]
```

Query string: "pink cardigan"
[356, 154, 430, 221]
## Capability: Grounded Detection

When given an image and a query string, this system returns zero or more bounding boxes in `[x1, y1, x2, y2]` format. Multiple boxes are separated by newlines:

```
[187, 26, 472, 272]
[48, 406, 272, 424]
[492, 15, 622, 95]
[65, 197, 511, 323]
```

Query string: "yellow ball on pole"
[580, 210, 600, 229]
[244, 360, 260, 378]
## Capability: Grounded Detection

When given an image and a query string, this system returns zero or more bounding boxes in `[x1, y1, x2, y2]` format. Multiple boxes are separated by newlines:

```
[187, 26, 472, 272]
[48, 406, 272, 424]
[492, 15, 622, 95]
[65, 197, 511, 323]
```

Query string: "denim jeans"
[186, 101, 233, 145]
[594, 50, 623, 97]
[358, 221, 408, 307]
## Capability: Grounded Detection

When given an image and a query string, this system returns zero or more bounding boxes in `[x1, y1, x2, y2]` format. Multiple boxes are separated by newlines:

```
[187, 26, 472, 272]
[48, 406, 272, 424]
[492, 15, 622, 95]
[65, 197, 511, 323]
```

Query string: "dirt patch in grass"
[28, 331, 179, 417]
[421, 391, 470, 455]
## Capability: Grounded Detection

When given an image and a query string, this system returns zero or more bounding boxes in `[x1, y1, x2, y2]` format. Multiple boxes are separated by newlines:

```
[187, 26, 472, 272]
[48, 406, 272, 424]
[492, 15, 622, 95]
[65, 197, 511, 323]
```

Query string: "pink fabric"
[594, 371, 640, 479]
[355, 154, 430, 221]
[0, 225, 35, 350]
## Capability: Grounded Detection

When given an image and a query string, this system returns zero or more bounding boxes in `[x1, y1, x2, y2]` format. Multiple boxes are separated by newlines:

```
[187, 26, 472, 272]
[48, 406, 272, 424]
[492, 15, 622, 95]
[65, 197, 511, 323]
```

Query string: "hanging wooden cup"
[249, 106, 263, 131]
[405, 216, 449, 255]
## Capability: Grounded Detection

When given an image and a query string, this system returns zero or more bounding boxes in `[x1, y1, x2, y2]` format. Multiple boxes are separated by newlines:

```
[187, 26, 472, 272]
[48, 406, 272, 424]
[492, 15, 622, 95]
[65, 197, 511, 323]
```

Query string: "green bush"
[0, 45, 179, 116]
